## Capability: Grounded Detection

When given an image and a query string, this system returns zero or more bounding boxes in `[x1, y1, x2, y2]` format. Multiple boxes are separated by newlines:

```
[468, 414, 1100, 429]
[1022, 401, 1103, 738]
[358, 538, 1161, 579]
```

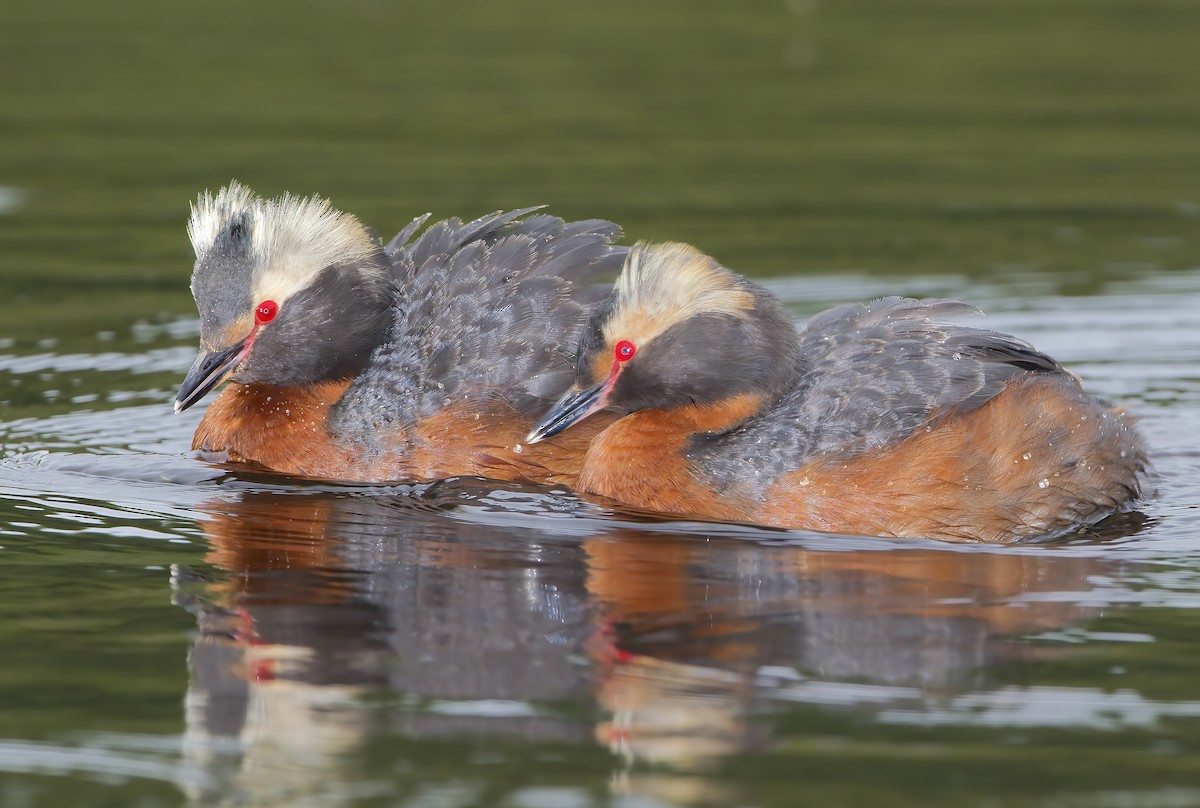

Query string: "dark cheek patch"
[239, 262, 391, 387]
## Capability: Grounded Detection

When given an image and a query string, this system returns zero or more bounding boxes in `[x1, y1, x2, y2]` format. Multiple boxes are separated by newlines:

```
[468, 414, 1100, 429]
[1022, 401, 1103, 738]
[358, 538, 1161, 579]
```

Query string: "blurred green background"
[2, 0, 1197, 346]
[1, 4, 1199, 805]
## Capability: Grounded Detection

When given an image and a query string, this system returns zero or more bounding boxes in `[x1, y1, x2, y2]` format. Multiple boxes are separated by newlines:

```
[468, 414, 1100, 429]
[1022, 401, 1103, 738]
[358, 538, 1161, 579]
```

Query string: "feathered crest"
[188, 181, 384, 301]
[604, 241, 755, 344]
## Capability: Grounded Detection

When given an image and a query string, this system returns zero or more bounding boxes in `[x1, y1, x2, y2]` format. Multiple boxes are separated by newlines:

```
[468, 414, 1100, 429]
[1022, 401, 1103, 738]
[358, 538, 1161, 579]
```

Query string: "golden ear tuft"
[188, 180, 384, 305]
[604, 242, 755, 345]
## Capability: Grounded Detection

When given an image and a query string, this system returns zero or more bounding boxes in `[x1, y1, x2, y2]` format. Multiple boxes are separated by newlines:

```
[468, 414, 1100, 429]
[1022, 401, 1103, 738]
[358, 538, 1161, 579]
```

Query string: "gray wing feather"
[385, 206, 545, 273]
[385, 212, 433, 259]
[696, 297, 1075, 487]
[333, 209, 625, 440]
[791, 297, 1071, 452]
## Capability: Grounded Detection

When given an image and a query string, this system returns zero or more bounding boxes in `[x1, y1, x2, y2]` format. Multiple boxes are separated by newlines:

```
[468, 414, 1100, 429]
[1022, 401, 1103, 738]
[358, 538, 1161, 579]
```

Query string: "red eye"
[614, 340, 636, 362]
[255, 300, 278, 325]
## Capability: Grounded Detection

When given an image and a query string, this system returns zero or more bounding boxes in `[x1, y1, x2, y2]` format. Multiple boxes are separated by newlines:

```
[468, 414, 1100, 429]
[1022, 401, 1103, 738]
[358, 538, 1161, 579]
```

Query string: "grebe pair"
[175, 183, 1148, 542]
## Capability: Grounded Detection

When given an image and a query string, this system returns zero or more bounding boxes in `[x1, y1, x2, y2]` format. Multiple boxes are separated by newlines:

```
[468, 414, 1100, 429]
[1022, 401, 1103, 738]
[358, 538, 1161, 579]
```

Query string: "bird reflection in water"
[174, 484, 1138, 804]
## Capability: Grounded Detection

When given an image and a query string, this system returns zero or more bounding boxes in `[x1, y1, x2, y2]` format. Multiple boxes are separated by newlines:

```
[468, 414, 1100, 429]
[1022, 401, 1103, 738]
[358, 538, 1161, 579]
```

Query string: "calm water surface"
[0, 269, 1198, 807]
[3, 1, 1200, 806]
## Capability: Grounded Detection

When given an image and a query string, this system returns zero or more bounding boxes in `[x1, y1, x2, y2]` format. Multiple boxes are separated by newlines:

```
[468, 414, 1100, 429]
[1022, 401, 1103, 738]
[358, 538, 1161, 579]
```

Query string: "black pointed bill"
[525, 380, 609, 444]
[174, 339, 250, 413]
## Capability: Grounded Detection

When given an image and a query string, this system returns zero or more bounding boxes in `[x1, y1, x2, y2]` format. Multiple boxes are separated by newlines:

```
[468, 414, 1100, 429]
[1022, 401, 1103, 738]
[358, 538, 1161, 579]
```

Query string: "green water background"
[1, 2, 1199, 806]
[3, 1, 1197, 325]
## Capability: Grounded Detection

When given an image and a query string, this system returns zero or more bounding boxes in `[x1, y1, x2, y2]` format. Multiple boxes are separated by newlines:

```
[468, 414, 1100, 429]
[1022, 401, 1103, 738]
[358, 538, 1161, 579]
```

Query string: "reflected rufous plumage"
[176, 181, 624, 484]
[527, 242, 1151, 542]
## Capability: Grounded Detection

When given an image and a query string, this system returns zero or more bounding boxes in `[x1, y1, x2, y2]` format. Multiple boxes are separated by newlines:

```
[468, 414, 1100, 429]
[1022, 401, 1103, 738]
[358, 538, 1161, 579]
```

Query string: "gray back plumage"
[693, 296, 1074, 492]
[330, 209, 625, 442]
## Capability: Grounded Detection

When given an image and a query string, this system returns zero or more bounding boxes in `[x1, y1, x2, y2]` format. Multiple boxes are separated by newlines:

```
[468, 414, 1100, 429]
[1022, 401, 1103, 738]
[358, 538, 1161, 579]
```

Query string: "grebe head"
[526, 241, 800, 443]
[175, 181, 391, 412]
